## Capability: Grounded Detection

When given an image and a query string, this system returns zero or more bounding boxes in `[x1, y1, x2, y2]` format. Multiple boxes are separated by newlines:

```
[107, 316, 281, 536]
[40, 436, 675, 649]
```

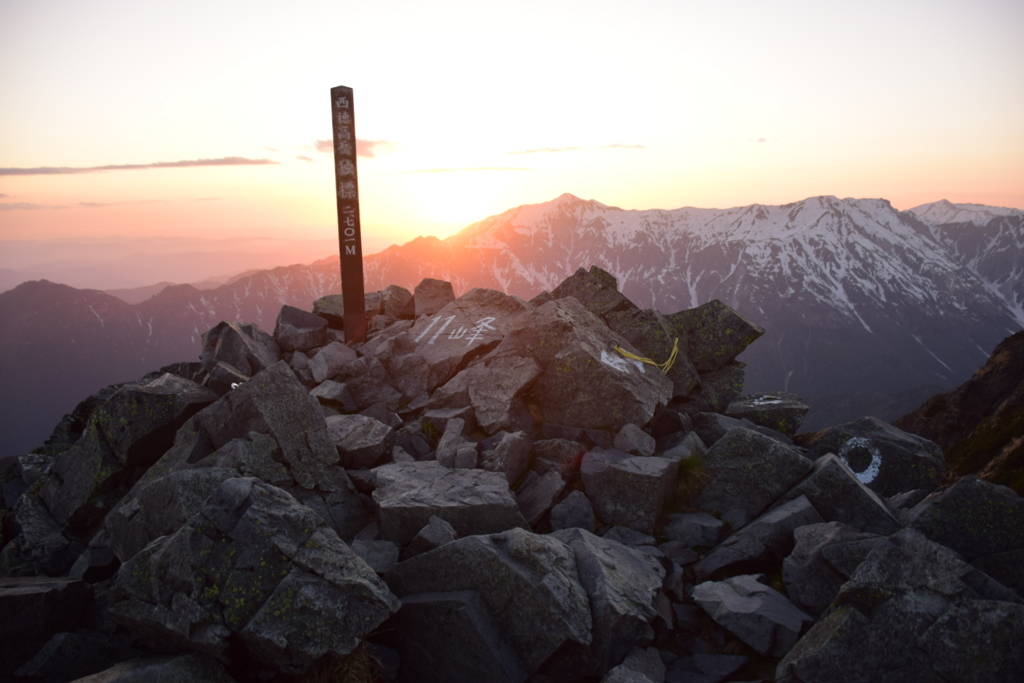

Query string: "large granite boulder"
[371, 461, 527, 545]
[325, 414, 395, 470]
[605, 307, 700, 400]
[198, 321, 280, 393]
[796, 416, 945, 497]
[109, 477, 400, 676]
[413, 278, 456, 317]
[0, 576, 93, 673]
[580, 449, 679, 534]
[551, 266, 637, 319]
[776, 528, 1024, 682]
[37, 374, 217, 533]
[691, 428, 813, 519]
[0, 494, 82, 577]
[665, 300, 764, 374]
[405, 287, 531, 392]
[495, 297, 673, 432]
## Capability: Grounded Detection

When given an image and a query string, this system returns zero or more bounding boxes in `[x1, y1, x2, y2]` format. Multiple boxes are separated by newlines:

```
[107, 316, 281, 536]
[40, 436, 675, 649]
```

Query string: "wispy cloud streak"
[508, 143, 647, 155]
[399, 167, 530, 174]
[0, 157, 278, 176]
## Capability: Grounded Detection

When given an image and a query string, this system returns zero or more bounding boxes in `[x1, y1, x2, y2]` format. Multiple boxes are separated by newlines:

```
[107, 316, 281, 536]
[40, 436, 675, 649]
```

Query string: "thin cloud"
[0, 157, 278, 176]
[400, 167, 531, 174]
[0, 202, 60, 211]
[314, 139, 395, 158]
[0, 199, 162, 211]
[0, 193, 8, 198]
[296, 154, 314, 162]
[509, 143, 647, 155]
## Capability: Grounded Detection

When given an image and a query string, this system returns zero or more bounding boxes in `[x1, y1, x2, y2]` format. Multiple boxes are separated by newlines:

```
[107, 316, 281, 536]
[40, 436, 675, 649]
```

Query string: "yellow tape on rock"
[614, 337, 679, 374]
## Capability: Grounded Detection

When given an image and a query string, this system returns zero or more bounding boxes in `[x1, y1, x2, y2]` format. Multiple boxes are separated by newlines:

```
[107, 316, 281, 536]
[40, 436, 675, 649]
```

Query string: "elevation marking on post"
[331, 84, 366, 344]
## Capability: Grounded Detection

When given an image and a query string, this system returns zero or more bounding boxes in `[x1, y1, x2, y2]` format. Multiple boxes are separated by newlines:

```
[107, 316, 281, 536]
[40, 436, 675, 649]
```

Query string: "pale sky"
[2, 0, 1022, 253]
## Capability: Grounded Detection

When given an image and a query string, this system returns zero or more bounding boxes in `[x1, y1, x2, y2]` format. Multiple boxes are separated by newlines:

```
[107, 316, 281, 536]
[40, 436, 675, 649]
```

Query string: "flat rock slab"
[372, 461, 527, 545]
[691, 428, 813, 520]
[797, 416, 944, 497]
[581, 449, 679, 534]
[693, 574, 813, 658]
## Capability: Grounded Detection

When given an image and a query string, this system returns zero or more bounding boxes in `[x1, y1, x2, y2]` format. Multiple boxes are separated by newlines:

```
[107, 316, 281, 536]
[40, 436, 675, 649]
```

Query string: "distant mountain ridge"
[1, 194, 1021, 459]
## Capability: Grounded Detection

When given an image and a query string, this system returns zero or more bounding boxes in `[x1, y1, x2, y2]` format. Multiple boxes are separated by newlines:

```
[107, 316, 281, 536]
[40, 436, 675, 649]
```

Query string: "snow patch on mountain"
[909, 199, 1024, 226]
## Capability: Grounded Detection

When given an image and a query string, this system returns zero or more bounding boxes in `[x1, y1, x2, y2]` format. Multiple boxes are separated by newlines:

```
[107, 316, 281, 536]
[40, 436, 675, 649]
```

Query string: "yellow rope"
[614, 337, 679, 374]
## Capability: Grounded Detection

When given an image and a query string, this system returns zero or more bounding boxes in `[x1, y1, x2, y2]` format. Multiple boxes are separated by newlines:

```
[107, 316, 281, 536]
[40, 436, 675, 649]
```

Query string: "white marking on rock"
[600, 349, 645, 374]
[838, 437, 883, 484]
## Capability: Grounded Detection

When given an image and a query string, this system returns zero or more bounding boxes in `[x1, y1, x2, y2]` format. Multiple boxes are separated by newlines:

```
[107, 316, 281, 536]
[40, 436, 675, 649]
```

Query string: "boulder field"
[1, 266, 1021, 683]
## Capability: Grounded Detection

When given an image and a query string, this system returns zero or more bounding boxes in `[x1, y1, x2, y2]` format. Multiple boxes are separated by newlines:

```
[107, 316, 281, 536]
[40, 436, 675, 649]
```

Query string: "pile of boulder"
[2, 266, 1022, 682]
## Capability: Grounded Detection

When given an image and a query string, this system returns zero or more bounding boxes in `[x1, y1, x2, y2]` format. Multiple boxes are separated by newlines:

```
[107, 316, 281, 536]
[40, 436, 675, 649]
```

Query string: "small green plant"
[674, 454, 710, 505]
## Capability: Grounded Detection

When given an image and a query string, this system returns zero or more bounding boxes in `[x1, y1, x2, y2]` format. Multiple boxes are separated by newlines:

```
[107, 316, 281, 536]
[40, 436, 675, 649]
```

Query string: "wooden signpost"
[330, 85, 367, 344]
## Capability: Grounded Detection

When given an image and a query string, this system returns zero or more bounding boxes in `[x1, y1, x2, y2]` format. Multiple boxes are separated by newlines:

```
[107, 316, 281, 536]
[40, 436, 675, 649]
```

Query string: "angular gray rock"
[308, 341, 358, 384]
[545, 528, 666, 680]
[660, 512, 724, 549]
[549, 490, 597, 533]
[404, 514, 458, 559]
[413, 278, 456, 317]
[774, 453, 902, 535]
[199, 321, 280, 390]
[406, 287, 531, 392]
[38, 373, 217, 532]
[782, 521, 886, 616]
[692, 574, 813, 657]
[601, 647, 665, 683]
[516, 471, 567, 527]
[904, 475, 1024, 593]
[798, 416, 945, 497]
[381, 284, 415, 319]
[777, 528, 1024, 683]
[274, 304, 328, 352]
[325, 414, 395, 469]
[372, 461, 527, 545]
[0, 494, 81, 577]
[480, 430, 533, 484]
[109, 477, 400, 675]
[551, 265, 637, 319]
[532, 438, 588, 482]
[605, 307, 701, 401]
[725, 392, 810, 437]
[613, 423, 656, 457]
[392, 590, 528, 683]
[428, 354, 541, 435]
[581, 449, 679, 533]
[495, 297, 673, 432]
[691, 428, 813, 519]
[0, 576, 93, 673]
[666, 300, 764, 374]
[386, 527, 593, 674]
[693, 495, 823, 581]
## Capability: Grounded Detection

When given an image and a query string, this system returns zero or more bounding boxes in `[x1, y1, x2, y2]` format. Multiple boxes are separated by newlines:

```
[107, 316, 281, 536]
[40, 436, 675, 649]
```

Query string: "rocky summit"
[1, 266, 1021, 683]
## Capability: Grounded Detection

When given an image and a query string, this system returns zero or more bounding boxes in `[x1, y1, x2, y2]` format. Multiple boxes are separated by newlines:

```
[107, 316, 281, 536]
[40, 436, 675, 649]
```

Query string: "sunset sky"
[2, 0, 1022, 256]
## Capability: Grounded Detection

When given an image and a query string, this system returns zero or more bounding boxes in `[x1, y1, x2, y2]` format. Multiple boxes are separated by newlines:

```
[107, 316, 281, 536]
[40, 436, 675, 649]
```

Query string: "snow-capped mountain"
[363, 194, 1024, 428]
[909, 199, 1024, 226]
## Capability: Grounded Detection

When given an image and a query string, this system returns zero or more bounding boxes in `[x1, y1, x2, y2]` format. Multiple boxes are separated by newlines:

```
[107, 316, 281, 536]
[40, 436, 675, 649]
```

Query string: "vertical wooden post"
[330, 85, 366, 344]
